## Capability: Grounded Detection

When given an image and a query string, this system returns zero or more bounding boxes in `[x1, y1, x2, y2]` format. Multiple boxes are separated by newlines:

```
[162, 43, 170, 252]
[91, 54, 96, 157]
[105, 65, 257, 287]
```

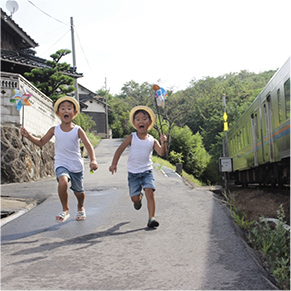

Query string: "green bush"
[170, 126, 210, 179]
[168, 150, 184, 164]
[249, 205, 290, 290]
[73, 113, 96, 132]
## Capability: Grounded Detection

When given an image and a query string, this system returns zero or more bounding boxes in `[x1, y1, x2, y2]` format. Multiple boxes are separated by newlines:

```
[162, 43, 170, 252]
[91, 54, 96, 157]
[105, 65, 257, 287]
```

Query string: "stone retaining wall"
[1, 126, 55, 184]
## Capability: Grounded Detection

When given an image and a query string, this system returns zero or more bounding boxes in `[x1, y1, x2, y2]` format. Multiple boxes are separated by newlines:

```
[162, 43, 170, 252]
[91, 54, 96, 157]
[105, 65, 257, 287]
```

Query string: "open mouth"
[139, 125, 145, 129]
[64, 114, 69, 119]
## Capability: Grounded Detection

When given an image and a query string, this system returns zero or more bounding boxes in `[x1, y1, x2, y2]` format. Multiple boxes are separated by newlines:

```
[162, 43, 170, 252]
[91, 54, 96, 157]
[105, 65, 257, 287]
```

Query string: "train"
[228, 57, 290, 187]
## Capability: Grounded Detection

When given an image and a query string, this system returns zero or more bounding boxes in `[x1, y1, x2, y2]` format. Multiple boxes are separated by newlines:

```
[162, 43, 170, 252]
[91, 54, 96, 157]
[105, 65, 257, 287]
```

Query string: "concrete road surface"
[1, 139, 277, 290]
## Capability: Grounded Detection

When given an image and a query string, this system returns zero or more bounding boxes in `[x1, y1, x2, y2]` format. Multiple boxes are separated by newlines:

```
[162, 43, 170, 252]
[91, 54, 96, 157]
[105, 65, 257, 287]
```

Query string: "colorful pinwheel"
[10, 88, 32, 111]
[152, 84, 169, 135]
[153, 84, 168, 108]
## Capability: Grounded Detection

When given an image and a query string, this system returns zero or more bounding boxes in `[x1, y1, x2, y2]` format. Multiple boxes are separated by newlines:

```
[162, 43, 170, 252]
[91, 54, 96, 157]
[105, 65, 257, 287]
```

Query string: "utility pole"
[222, 93, 229, 192]
[223, 94, 229, 156]
[70, 17, 79, 102]
[105, 77, 109, 139]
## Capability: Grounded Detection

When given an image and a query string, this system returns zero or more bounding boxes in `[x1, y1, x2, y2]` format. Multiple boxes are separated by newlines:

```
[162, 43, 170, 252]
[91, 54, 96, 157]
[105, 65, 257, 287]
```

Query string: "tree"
[170, 126, 210, 179]
[155, 91, 191, 159]
[24, 49, 75, 101]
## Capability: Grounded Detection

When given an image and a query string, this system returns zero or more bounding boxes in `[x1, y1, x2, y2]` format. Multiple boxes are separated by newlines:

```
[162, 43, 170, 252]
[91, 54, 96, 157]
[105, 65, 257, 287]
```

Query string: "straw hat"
[54, 96, 80, 118]
[129, 106, 155, 131]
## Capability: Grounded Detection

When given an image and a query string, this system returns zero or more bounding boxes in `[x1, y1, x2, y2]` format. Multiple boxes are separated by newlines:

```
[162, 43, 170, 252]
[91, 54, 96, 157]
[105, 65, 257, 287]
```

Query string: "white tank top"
[127, 132, 154, 173]
[54, 125, 84, 172]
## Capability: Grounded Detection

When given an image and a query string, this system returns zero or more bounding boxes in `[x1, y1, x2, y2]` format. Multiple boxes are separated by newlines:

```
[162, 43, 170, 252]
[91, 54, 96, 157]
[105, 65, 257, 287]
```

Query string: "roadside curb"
[1, 197, 37, 227]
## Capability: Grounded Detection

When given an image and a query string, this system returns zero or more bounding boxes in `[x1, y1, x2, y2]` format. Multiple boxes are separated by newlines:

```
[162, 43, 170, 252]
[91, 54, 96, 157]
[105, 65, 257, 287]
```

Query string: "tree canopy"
[107, 68, 276, 184]
[24, 49, 75, 101]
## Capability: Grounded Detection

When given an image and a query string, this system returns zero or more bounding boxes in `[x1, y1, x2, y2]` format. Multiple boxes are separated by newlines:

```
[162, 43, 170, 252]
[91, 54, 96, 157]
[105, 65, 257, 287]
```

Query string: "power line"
[75, 27, 93, 72]
[38, 29, 71, 56]
[26, 0, 94, 75]
[26, 0, 68, 25]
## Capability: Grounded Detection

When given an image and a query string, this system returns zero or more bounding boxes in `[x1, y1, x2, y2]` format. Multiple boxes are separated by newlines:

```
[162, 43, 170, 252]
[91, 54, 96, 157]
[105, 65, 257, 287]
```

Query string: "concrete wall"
[1, 73, 59, 184]
[1, 72, 60, 138]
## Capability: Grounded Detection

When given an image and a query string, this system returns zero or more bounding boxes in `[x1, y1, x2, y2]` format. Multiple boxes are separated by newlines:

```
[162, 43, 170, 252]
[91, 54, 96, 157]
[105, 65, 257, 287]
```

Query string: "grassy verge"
[81, 132, 101, 157]
[222, 192, 290, 290]
[152, 156, 202, 186]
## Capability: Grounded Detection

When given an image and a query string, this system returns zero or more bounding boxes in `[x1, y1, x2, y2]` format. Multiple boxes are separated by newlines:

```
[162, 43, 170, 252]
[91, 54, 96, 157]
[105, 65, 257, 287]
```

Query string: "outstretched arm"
[154, 133, 167, 157]
[21, 126, 54, 147]
[109, 135, 132, 174]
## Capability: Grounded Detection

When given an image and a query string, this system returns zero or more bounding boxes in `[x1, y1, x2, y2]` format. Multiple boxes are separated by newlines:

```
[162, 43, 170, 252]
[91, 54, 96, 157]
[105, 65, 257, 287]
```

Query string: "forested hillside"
[105, 69, 276, 184]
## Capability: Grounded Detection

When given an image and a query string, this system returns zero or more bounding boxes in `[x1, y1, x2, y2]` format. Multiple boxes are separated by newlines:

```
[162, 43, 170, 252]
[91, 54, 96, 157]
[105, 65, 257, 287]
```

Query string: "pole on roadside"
[222, 94, 229, 192]
[105, 77, 109, 139]
[71, 17, 79, 102]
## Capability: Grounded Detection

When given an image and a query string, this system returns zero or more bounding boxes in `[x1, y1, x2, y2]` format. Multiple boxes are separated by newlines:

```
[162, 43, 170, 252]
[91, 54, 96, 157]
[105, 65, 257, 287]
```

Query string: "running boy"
[21, 96, 98, 223]
[109, 106, 167, 228]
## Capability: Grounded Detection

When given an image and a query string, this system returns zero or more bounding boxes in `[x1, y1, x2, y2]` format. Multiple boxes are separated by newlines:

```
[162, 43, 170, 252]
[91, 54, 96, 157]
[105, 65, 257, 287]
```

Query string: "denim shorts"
[127, 170, 155, 197]
[55, 166, 84, 194]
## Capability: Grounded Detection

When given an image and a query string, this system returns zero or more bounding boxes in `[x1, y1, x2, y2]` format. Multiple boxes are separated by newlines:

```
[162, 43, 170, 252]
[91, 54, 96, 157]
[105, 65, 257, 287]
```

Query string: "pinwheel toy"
[153, 84, 168, 108]
[152, 84, 169, 135]
[10, 88, 32, 141]
[10, 88, 32, 111]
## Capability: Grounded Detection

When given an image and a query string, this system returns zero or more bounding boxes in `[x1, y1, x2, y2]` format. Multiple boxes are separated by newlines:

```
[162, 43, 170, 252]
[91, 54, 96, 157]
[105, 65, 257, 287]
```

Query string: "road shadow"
[1, 222, 147, 255]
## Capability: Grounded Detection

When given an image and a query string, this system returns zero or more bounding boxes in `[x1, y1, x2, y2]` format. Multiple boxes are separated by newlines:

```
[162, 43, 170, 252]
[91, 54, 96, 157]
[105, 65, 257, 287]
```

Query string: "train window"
[284, 78, 290, 119]
[277, 89, 283, 124]
[246, 121, 250, 145]
[242, 126, 246, 148]
[254, 113, 259, 140]
[263, 103, 268, 135]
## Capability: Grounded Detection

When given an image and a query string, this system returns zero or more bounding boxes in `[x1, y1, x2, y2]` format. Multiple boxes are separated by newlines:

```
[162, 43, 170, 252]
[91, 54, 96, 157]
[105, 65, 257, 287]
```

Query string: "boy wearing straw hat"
[109, 106, 167, 228]
[21, 96, 98, 223]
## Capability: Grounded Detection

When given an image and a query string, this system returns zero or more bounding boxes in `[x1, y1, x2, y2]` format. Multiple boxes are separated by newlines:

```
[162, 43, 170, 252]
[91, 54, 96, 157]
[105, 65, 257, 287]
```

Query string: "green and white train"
[228, 57, 290, 187]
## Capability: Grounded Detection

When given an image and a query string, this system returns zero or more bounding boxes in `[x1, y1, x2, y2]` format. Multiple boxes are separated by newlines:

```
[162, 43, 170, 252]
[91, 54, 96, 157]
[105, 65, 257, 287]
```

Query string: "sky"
[2, 0, 291, 95]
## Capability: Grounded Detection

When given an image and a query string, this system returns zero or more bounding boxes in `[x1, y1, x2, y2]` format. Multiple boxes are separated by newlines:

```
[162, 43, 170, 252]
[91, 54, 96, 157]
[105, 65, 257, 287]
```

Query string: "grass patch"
[81, 132, 101, 157]
[152, 156, 202, 186]
[222, 191, 290, 290]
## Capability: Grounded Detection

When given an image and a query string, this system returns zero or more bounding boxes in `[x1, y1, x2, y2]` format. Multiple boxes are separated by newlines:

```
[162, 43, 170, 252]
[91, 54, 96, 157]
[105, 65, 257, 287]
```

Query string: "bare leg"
[144, 188, 155, 219]
[131, 194, 143, 210]
[56, 176, 70, 222]
[145, 188, 159, 227]
[74, 191, 86, 220]
[131, 194, 142, 204]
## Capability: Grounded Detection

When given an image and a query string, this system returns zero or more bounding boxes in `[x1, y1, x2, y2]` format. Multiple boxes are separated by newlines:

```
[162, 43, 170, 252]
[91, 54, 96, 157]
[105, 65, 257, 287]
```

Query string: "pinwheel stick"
[21, 106, 24, 142]
[154, 97, 163, 135]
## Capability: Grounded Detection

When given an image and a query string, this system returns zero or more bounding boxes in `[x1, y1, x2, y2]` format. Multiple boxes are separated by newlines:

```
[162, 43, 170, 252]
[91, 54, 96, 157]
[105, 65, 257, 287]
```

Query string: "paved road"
[1, 139, 277, 290]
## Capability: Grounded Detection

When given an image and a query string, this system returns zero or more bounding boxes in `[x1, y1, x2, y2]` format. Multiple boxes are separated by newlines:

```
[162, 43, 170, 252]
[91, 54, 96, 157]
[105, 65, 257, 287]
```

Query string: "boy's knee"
[145, 188, 155, 199]
[58, 176, 69, 188]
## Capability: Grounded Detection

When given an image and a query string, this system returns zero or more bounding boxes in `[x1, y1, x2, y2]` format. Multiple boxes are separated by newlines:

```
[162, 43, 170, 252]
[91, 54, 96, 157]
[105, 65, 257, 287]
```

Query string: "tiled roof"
[1, 49, 83, 78]
[1, 8, 38, 49]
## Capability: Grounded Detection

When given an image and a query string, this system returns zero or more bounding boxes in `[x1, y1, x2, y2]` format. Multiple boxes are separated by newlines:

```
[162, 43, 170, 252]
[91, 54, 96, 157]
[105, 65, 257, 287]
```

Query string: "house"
[1, 8, 82, 80]
[78, 83, 112, 138]
[1, 8, 111, 138]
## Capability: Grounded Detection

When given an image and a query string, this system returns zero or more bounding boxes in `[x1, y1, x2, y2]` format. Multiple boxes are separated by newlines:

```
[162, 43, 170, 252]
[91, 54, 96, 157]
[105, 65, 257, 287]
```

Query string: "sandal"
[76, 210, 86, 221]
[56, 211, 70, 223]
[147, 217, 159, 228]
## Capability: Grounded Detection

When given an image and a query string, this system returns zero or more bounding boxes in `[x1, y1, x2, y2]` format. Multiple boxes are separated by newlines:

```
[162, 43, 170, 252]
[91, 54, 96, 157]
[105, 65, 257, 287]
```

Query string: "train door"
[251, 113, 258, 166]
[264, 95, 274, 162]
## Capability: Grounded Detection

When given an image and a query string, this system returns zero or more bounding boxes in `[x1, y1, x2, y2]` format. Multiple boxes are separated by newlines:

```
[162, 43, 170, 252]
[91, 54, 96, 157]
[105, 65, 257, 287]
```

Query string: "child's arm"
[78, 128, 98, 171]
[154, 134, 167, 157]
[21, 126, 54, 147]
[109, 134, 132, 174]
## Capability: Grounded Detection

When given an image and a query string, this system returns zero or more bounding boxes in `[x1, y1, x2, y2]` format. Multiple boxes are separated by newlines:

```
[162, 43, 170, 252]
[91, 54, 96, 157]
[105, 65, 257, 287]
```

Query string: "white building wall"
[82, 99, 105, 112]
[1, 73, 60, 138]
